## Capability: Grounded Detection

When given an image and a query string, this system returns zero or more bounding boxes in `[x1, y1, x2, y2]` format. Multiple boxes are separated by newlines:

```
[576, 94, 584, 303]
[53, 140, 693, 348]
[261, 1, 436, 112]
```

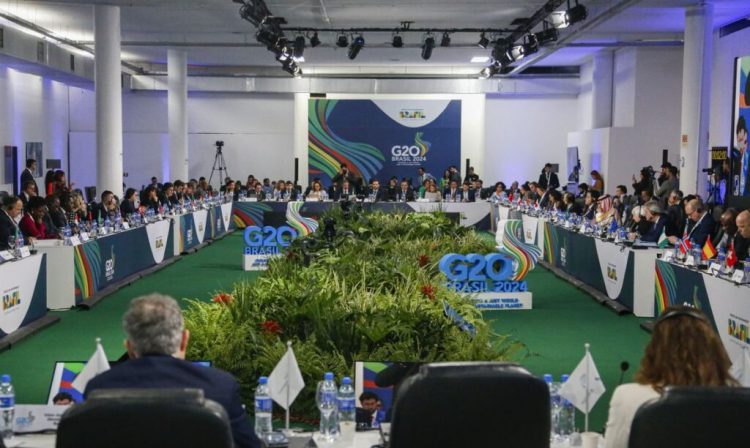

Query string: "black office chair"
[629, 386, 750, 448]
[56, 388, 233, 448]
[389, 362, 550, 448]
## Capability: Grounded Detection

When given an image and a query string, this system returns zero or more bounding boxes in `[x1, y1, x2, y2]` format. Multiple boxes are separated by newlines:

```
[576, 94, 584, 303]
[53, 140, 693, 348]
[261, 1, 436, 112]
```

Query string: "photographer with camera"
[332, 163, 361, 194]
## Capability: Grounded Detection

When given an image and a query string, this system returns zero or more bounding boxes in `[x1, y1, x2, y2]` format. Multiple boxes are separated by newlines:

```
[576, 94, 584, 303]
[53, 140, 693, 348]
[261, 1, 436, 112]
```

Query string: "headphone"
[656, 307, 710, 326]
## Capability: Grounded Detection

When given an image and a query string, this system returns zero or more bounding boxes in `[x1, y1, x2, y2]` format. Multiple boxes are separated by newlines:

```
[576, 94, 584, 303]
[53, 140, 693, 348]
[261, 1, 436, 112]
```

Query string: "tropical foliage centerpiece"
[184, 208, 522, 418]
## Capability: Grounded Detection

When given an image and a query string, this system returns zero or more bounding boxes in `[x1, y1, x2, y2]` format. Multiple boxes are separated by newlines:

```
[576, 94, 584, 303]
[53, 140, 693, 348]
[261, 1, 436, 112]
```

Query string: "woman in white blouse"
[603, 306, 737, 448]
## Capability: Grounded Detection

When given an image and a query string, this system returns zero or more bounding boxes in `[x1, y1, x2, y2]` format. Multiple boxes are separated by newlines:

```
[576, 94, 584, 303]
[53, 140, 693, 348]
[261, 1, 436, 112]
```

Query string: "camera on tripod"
[215, 140, 224, 153]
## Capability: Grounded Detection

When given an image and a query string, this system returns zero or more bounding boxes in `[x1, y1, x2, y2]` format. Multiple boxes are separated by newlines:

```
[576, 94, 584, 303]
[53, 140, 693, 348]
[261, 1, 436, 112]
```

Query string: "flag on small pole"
[71, 338, 110, 393]
[559, 343, 606, 433]
[657, 230, 670, 249]
[268, 341, 305, 430]
[702, 236, 717, 260]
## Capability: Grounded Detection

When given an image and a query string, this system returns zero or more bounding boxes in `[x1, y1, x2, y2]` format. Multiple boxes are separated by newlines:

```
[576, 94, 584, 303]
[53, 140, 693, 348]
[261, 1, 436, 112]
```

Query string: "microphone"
[618, 361, 630, 386]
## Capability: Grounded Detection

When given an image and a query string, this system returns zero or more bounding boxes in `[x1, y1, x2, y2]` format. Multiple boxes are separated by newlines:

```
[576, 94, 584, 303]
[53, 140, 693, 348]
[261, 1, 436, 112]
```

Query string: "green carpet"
[487, 267, 651, 431]
[0, 231, 651, 432]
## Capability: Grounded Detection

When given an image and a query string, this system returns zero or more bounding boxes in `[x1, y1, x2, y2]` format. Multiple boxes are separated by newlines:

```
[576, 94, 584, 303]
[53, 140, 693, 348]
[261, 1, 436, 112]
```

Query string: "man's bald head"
[737, 210, 750, 239]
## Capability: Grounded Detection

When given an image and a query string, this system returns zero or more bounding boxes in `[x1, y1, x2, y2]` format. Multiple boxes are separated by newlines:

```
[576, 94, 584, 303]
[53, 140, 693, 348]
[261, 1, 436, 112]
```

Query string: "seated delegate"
[603, 306, 736, 448]
[85, 294, 261, 448]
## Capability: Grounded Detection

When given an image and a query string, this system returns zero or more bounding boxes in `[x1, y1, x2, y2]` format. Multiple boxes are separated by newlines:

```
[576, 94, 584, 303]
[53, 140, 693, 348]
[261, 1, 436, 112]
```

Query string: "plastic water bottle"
[318, 372, 338, 440]
[0, 374, 15, 441]
[744, 258, 750, 281]
[717, 248, 727, 273]
[14, 233, 24, 258]
[544, 374, 560, 441]
[558, 374, 575, 442]
[338, 377, 356, 440]
[691, 240, 702, 266]
[254, 376, 273, 438]
[673, 241, 681, 261]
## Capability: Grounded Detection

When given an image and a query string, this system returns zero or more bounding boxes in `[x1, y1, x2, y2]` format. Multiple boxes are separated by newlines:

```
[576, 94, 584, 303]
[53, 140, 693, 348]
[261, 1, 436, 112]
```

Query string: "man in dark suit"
[460, 181, 475, 202]
[443, 180, 461, 202]
[1, 196, 23, 250]
[714, 208, 738, 252]
[538, 163, 560, 190]
[20, 159, 38, 196]
[367, 179, 387, 202]
[19, 180, 37, 208]
[334, 180, 357, 201]
[85, 294, 260, 448]
[669, 198, 714, 247]
[735, 210, 750, 261]
[396, 180, 415, 202]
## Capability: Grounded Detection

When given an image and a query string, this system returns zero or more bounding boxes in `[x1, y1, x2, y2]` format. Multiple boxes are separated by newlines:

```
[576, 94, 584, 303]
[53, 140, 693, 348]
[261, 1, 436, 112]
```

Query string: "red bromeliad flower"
[260, 320, 283, 335]
[212, 293, 233, 305]
[418, 254, 430, 267]
[420, 284, 436, 301]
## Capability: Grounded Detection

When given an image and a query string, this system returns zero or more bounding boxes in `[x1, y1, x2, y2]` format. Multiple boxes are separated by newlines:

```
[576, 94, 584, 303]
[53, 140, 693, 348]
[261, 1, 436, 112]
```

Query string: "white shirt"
[603, 383, 660, 448]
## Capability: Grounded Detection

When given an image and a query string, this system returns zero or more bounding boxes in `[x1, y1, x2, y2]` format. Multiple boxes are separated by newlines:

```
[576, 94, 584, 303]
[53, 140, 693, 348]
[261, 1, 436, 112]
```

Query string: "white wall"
[68, 90, 296, 191]
[0, 67, 69, 194]
[570, 46, 684, 194]
[485, 95, 579, 185]
[709, 25, 750, 155]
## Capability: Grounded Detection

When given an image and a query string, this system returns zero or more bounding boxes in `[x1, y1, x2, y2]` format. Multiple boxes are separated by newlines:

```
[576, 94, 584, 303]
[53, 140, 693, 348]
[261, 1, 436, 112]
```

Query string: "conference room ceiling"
[0, 0, 749, 75]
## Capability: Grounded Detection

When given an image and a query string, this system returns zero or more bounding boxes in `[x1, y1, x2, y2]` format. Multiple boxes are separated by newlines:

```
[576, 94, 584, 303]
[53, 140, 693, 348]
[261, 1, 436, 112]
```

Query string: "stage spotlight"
[509, 45, 526, 62]
[421, 34, 435, 60]
[534, 26, 558, 45]
[336, 33, 349, 48]
[477, 32, 489, 49]
[479, 63, 500, 79]
[491, 38, 511, 64]
[348, 35, 365, 60]
[309, 31, 321, 47]
[256, 28, 279, 48]
[282, 59, 302, 78]
[238, 0, 270, 27]
[440, 32, 451, 47]
[521, 35, 539, 56]
[566, 3, 588, 25]
[392, 33, 404, 48]
[293, 35, 306, 59]
[550, 1, 588, 29]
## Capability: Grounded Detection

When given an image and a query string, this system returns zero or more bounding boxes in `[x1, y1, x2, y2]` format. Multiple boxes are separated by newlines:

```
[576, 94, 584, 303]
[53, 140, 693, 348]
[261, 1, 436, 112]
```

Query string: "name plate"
[19, 246, 31, 258]
[684, 255, 697, 267]
[732, 270, 747, 284]
[0, 250, 14, 261]
[14, 404, 67, 433]
[70, 236, 82, 246]
[80, 232, 90, 242]
[122, 222, 131, 230]
[708, 263, 721, 276]
[245, 197, 258, 202]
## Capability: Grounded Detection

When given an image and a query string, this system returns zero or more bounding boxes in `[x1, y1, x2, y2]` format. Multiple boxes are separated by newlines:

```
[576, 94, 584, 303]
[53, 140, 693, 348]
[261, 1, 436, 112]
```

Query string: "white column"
[293, 92, 310, 186]
[591, 51, 614, 129]
[168, 49, 189, 183]
[679, 3, 713, 196]
[94, 5, 123, 198]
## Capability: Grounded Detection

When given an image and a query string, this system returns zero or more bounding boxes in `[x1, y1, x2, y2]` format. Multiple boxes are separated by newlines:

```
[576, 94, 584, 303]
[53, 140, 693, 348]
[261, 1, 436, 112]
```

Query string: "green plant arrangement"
[183, 208, 524, 419]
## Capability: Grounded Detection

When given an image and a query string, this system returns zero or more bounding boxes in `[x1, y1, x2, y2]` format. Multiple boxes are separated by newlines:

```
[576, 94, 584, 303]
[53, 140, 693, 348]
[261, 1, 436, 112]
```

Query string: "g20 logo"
[439, 253, 527, 293]
[391, 145, 423, 157]
[440, 253, 514, 282]
[244, 225, 298, 248]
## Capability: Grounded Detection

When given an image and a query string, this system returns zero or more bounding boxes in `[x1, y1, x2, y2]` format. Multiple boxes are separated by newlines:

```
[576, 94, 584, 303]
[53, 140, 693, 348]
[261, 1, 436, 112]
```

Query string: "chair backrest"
[389, 362, 550, 448]
[56, 388, 233, 448]
[629, 386, 750, 448]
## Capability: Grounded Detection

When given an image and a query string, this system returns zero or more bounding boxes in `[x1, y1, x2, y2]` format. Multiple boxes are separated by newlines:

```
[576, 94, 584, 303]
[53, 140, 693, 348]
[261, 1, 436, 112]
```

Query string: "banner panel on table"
[145, 219, 172, 264]
[308, 99, 461, 185]
[0, 254, 47, 338]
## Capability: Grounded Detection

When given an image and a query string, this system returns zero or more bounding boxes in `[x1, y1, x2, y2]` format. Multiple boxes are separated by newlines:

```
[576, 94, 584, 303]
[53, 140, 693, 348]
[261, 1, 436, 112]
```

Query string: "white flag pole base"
[584, 343, 590, 433]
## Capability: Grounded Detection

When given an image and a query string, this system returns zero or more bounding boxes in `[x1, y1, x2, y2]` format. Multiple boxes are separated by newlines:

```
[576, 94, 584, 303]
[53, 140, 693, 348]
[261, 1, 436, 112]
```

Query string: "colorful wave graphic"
[543, 222, 557, 264]
[415, 132, 431, 157]
[498, 220, 542, 281]
[654, 261, 678, 315]
[74, 242, 102, 302]
[232, 203, 272, 229]
[308, 100, 385, 181]
[285, 202, 318, 236]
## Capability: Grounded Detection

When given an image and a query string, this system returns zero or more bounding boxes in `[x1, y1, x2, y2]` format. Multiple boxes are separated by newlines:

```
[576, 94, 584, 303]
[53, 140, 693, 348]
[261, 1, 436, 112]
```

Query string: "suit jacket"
[120, 200, 137, 216]
[640, 216, 667, 243]
[394, 188, 415, 202]
[684, 212, 715, 247]
[664, 204, 685, 237]
[368, 188, 387, 202]
[460, 189, 475, 202]
[334, 187, 357, 201]
[85, 355, 260, 448]
[19, 213, 55, 240]
[538, 171, 560, 190]
[734, 234, 750, 261]
[0, 210, 19, 250]
[20, 168, 38, 196]
[443, 188, 462, 202]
